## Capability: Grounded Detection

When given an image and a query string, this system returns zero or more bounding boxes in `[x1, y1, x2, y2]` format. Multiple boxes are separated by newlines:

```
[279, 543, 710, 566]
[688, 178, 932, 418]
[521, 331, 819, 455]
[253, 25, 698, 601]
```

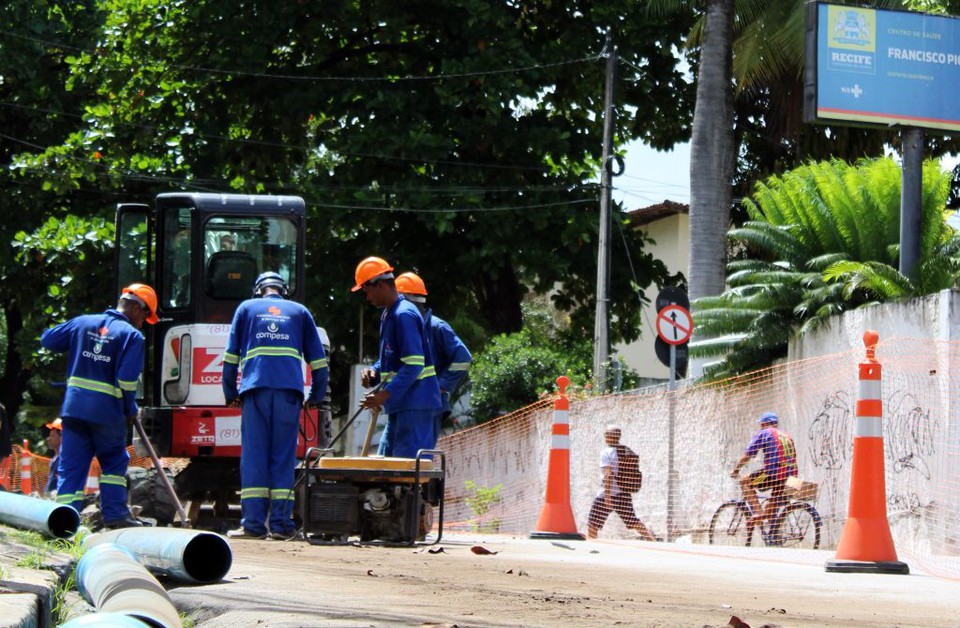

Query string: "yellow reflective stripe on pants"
[270, 489, 295, 502]
[100, 474, 126, 487]
[241, 487, 270, 499]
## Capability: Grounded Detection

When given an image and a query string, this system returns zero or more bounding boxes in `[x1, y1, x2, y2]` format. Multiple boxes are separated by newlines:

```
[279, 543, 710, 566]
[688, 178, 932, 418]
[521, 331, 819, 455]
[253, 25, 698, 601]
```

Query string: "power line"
[0, 100, 554, 174]
[0, 28, 599, 83]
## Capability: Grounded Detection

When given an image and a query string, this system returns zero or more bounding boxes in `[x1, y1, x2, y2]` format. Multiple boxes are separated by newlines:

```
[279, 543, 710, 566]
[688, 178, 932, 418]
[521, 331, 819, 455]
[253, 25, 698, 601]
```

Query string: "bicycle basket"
[784, 476, 819, 502]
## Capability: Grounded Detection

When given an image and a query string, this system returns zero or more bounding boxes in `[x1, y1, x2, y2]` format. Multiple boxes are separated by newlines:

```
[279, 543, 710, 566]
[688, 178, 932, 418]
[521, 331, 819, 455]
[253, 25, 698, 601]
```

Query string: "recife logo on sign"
[828, 7, 876, 74]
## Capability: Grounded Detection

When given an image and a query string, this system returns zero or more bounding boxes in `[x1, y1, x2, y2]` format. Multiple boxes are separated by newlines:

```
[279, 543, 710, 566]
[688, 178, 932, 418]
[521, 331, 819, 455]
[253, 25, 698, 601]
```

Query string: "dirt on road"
[167, 534, 959, 628]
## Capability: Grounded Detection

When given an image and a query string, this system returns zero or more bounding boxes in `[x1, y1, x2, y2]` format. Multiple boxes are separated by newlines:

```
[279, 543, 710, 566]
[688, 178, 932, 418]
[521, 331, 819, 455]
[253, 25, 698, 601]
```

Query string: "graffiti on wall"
[885, 389, 938, 479]
[807, 391, 852, 470]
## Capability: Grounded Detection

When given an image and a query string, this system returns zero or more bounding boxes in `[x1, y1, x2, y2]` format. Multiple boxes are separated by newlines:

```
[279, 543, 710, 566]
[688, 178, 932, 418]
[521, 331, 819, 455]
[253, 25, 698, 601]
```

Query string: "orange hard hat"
[351, 257, 394, 292]
[45, 418, 63, 431]
[121, 283, 160, 324]
[395, 272, 428, 296]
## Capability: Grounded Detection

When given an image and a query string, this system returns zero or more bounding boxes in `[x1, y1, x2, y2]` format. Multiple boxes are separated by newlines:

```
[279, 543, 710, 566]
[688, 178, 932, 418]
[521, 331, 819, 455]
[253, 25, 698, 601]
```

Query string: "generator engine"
[298, 452, 444, 545]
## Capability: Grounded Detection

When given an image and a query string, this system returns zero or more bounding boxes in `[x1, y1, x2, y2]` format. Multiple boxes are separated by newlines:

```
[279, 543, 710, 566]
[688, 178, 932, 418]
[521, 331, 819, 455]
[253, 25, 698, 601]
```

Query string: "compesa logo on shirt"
[255, 308, 291, 341]
[82, 326, 113, 363]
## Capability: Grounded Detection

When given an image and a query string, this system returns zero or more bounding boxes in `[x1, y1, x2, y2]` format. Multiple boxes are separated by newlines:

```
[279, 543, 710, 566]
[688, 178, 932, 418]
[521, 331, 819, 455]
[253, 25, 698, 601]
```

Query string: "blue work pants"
[239, 388, 302, 535]
[56, 417, 130, 523]
[376, 409, 436, 458]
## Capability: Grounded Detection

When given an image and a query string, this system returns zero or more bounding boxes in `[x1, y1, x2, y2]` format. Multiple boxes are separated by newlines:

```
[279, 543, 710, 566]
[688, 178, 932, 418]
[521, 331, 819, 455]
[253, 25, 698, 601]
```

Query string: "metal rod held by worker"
[360, 408, 381, 457]
[329, 380, 386, 451]
[132, 411, 191, 528]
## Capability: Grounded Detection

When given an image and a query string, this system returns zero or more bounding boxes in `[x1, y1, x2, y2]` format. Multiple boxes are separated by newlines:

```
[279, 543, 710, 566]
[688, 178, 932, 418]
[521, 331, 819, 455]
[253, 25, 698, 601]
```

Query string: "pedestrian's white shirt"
[596, 446, 622, 498]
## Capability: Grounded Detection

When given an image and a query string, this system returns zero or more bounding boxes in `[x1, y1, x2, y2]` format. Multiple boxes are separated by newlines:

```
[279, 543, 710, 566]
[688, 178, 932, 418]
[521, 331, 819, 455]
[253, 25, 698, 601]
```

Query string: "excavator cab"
[114, 194, 328, 525]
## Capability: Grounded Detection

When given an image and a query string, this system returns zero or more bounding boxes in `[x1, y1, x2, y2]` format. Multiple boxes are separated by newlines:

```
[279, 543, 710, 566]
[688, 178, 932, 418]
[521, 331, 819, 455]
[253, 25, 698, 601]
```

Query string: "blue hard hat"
[758, 412, 779, 425]
[253, 271, 288, 298]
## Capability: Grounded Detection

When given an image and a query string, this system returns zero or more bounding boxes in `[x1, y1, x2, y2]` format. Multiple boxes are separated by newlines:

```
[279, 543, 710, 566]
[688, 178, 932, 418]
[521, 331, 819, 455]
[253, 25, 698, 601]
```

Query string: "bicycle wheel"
[709, 500, 755, 546]
[772, 502, 821, 549]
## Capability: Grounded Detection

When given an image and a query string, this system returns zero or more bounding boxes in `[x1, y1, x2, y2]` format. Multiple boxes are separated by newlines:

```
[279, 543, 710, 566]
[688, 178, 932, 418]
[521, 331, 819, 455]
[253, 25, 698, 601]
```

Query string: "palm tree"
[688, 0, 736, 302]
[647, 0, 959, 305]
[692, 157, 958, 380]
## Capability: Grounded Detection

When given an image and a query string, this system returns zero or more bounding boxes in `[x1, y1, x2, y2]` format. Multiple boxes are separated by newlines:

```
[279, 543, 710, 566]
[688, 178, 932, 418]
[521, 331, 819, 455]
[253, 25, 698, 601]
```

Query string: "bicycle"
[708, 482, 822, 549]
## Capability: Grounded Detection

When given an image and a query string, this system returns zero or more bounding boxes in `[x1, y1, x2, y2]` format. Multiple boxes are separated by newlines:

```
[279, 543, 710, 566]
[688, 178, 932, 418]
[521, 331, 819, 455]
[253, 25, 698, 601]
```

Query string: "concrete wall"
[441, 290, 960, 577]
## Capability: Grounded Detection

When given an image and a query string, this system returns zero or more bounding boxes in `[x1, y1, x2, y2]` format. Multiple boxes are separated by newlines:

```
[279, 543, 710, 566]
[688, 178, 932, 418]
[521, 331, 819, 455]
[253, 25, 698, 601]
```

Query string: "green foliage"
[464, 480, 503, 533]
[1, 0, 687, 420]
[693, 157, 959, 380]
[12, 214, 115, 413]
[468, 315, 593, 421]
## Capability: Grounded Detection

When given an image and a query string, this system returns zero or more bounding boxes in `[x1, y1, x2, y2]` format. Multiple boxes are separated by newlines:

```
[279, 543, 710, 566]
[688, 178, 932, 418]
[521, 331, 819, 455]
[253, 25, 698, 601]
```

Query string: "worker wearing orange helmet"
[44, 418, 63, 495]
[353, 257, 441, 457]
[395, 272, 471, 443]
[40, 283, 159, 528]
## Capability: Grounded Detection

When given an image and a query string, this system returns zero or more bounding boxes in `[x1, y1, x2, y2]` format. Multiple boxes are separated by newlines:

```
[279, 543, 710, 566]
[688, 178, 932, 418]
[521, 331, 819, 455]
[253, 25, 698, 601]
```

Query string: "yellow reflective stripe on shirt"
[244, 347, 303, 361]
[67, 376, 122, 398]
[417, 366, 437, 380]
[223, 351, 240, 365]
[118, 378, 138, 392]
[449, 362, 470, 371]
[240, 487, 270, 499]
[100, 474, 126, 487]
[401, 355, 425, 366]
[382, 371, 396, 382]
[309, 357, 328, 370]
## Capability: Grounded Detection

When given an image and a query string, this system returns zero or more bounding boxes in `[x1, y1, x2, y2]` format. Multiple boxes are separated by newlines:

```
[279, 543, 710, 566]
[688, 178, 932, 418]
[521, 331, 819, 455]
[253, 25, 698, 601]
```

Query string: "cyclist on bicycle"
[729, 412, 798, 526]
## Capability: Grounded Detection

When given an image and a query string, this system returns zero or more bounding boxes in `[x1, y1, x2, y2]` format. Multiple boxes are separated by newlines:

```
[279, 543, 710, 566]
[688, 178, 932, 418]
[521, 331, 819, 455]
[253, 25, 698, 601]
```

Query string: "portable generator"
[297, 450, 444, 545]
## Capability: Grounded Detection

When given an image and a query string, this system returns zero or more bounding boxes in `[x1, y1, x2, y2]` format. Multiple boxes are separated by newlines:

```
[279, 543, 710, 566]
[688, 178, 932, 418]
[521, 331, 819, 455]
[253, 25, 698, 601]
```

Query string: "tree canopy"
[0, 1, 692, 422]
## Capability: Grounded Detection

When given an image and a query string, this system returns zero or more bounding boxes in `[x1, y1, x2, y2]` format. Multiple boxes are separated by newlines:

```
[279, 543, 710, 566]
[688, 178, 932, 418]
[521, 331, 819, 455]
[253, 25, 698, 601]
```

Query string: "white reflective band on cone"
[859, 379, 882, 399]
[553, 409, 569, 425]
[551, 435, 570, 449]
[855, 416, 883, 438]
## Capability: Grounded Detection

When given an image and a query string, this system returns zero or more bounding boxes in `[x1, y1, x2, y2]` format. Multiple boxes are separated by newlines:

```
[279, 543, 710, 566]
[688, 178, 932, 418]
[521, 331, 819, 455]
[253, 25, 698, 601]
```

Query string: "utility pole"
[593, 31, 616, 393]
[900, 127, 923, 282]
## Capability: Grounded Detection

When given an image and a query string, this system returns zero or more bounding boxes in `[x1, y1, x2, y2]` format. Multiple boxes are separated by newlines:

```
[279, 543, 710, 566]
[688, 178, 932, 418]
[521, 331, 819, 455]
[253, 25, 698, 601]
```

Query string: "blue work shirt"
[40, 309, 144, 424]
[424, 310, 471, 413]
[222, 294, 328, 404]
[371, 296, 441, 414]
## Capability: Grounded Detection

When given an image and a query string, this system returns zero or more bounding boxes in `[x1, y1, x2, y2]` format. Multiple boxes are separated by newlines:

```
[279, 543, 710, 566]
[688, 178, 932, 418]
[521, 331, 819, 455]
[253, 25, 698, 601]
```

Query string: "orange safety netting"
[3, 444, 186, 496]
[437, 337, 960, 580]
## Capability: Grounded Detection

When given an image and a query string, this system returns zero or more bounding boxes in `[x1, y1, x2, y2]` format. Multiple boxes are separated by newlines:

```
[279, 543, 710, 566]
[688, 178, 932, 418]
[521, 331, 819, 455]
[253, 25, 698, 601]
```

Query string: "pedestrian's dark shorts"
[588, 492, 641, 530]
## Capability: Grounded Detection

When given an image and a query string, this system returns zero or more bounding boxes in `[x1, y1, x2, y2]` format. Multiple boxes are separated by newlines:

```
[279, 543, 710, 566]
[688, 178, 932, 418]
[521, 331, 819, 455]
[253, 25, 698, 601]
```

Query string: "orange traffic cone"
[85, 458, 101, 495]
[530, 376, 584, 540]
[0, 455, 11, 490]
[19, 440, 33, 495]
[825, 331, 909, 574]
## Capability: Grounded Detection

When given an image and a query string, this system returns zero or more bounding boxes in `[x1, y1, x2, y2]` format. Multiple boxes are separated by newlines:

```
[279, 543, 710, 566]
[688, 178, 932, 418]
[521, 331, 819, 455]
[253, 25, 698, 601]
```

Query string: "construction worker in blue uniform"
[222, 272, 328, 540]
[40, 283, 159, 528]
[395, 272, 471, 444]
[353, 257, 441, 458]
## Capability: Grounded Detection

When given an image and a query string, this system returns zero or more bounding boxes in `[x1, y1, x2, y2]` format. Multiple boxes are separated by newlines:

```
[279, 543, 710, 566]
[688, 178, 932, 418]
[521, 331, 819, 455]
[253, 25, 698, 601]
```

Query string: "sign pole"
[667, 343, 677, 542]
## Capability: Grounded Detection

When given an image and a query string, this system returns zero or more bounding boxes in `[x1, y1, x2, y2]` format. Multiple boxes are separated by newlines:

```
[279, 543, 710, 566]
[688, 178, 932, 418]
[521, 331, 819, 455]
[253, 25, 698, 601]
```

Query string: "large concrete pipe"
[76, 543, 182, 628]
[0, 490, 80, 538]
[87, 527, 232, 584]
[59, 612, 152, 627]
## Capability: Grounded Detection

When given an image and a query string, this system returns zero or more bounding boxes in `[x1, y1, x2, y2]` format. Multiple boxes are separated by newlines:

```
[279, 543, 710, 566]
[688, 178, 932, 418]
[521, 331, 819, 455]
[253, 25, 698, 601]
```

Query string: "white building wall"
[616, 212, 690, 381]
